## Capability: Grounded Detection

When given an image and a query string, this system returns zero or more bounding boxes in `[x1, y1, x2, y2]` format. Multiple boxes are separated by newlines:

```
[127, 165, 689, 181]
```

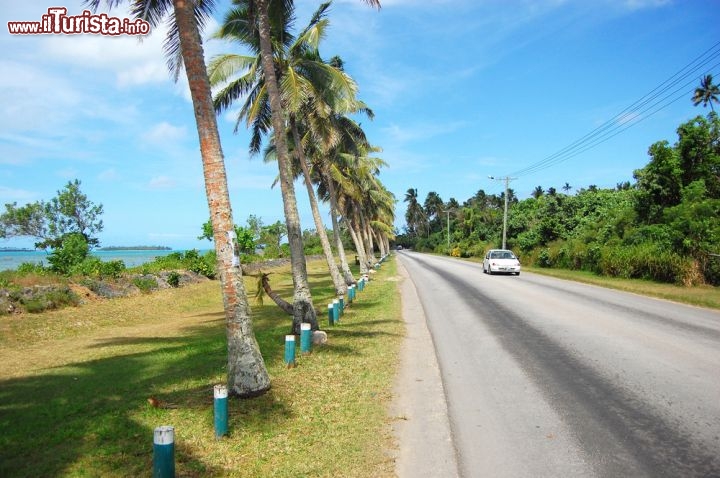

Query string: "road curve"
[397, 251, 720, 478]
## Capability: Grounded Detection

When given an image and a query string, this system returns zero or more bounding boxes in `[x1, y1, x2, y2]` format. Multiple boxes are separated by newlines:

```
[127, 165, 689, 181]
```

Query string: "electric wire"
[505, 41, 720, 179]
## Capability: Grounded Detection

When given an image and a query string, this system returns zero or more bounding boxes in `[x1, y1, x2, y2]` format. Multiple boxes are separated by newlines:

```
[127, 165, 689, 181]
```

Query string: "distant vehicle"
[483, 249, 521, 275]
[396, 245, 403, 250]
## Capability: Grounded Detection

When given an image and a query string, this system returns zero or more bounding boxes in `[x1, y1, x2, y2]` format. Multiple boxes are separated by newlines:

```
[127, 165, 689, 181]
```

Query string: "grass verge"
[440, 255, 719, 310]
[0, 258, 403, 477]
[525, 266, 720, 310]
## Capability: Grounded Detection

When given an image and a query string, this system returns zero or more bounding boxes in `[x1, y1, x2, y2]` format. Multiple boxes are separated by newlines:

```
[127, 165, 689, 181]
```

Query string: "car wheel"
[488, 268, 493, 276]
[516, 272, 520, 276]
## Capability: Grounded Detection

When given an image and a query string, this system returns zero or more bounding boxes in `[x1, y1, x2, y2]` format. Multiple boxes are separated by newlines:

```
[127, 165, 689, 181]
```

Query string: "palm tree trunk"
[173, 0, 269, 397]
[290, 118, 346, 296]
[346, 212, 368, 274]
[255, 0, 317, 334]
[358, 207, 374, 265]
[350, 209, 370, 274]
[321, 164, 355, 285]
[260, 273, 294, 315]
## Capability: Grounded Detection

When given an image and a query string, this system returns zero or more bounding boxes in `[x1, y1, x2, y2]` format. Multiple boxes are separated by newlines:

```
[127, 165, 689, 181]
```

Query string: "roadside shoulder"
[390, 257, 459, 478]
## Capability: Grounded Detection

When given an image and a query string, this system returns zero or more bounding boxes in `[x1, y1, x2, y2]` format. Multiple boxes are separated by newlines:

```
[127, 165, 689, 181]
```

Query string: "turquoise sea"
[0, 249, 184, 271]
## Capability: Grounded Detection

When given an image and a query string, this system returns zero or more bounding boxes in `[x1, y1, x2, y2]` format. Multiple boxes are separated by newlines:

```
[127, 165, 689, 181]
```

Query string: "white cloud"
[0, 186, 37, 203]
[142, 122, 187, 144]
[382, 120, 467, 144]
[148, 176, 177, 189]
[98, 169, 120, 181]
[621, 0, 671, 11]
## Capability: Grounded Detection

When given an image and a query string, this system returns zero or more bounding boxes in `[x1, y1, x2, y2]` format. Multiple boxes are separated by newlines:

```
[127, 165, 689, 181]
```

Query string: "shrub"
[132, 276, 158, 293]
[16, 262, 47, 275]
[537, 248, 552, 268]
[167, 271, 181, 288]
[20, 287, 80, 313]
[48, 233, 90, 275]
[71, 258, 126, 279]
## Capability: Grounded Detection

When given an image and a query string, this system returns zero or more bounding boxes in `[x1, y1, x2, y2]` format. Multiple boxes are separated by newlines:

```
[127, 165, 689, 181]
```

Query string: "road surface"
[397, 251, 720, 478]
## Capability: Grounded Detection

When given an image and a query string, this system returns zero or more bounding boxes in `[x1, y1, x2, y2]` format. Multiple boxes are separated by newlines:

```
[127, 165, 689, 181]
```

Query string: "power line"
[506, 41, 720, 178]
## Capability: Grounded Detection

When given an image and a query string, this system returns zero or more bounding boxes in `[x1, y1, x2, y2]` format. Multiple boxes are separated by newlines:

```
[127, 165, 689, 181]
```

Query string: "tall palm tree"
[251, 0, 380, 300]
[693, 74, 720, 112]
[211, 2, 353, 301]
[85, 0, 269, 397]
[404, 188, 425, 237]
[313, 114, 374, 284]
[423, 191, 444, 234]
[532, 186, 544, 199]
[214, 0, 317, 332]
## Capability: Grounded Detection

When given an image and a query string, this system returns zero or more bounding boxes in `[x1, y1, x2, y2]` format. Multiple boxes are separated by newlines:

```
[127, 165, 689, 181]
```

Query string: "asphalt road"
[397, 251, 720, 478]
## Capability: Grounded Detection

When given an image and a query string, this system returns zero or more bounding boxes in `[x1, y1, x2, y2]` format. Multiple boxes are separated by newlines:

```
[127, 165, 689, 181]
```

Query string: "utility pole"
[488, 176, 516, 250]
[443, 209, 453, 252]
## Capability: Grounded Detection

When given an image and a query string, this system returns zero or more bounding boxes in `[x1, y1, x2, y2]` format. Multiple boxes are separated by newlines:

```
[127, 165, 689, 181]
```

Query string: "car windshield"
[491, 251, 515, 259]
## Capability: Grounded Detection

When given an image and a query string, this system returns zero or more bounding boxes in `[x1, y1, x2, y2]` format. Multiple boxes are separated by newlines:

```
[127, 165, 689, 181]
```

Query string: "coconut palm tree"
[211, 0, 320, 332]
[404, 188, 426, 237]
[532, 186, 544, 199]
[313, 114, 374, 284]
[85, 0, 269, 397]
[693, 74, 720, 112]
[250, 0, 381, 327]
[423, 191, 444, 234]
[211, 2, 354, 302]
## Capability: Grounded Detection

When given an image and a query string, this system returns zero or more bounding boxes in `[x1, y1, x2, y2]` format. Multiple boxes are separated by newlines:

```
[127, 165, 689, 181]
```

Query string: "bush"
[167, 271, 181, 288]
[70, 257, 126, 279]
[16, 262, 47, 275]
[48, 233, 90, 275]
[20, 286, 80, 313]
[132, 276, 158, 293]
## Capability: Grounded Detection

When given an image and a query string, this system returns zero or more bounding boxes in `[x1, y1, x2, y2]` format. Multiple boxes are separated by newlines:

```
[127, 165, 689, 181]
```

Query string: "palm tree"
[211, 2, 355, 301]
[423, 191, 444, 235]
[404, 188, 425, 237]
[532, 186, 544, 199]
[251, 0, 381, 327]
[314, 114, 374, 283]
[85, 0, 269, 397]
[212, 0, 317, 332]
[693, 74, 719, 112]
[562, 182, 572, 194]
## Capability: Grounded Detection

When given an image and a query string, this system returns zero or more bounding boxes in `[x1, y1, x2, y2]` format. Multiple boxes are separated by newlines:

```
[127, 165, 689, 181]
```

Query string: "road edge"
[390, 256, 460, 478]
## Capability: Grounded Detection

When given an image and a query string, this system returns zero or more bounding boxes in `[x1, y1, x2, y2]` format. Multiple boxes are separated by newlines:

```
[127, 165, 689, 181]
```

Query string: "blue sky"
[1, 0, 718, 250]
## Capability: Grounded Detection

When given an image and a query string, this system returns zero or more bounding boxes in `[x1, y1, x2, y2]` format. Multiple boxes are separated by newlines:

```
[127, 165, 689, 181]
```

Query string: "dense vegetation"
[398, 113, 720, 286]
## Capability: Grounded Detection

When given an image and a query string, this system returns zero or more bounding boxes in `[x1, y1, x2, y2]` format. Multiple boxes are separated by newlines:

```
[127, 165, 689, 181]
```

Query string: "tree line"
[399, 110, 720, 286]
[0, 0, 390, 398]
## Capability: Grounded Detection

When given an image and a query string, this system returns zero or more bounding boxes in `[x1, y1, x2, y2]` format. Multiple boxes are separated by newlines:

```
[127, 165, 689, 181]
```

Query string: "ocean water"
[0, 249, 183, 271]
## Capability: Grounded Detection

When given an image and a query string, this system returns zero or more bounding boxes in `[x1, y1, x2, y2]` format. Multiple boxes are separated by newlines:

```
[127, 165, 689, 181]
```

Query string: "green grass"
[446, 255, 720, 310]
[0, 258, 403, 477]
[524, 266, 720, 309]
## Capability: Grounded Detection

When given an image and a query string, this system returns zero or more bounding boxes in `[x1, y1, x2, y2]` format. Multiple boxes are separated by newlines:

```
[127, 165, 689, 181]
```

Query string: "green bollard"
[284, 335, 296, 367]
[300, 323, 312, 354]
[348, 285, 355, 303]
[339, 295, 344, 316]
[333, 299, 340, 324]
[153, 426, 175, 478]
[214, 385, 228, 438]
[328, 303, 335, 325]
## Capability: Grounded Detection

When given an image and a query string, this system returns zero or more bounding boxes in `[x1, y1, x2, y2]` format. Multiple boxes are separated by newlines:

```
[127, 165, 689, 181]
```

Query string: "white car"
[483, 249, 521, 275]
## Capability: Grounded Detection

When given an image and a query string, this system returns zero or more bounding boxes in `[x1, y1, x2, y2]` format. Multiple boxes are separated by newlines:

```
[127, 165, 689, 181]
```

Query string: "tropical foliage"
[399, 113, 720, 286]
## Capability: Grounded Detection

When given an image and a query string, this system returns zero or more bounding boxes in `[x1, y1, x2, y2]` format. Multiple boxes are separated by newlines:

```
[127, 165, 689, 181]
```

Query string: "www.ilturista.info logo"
[8, 7, 151, 36]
